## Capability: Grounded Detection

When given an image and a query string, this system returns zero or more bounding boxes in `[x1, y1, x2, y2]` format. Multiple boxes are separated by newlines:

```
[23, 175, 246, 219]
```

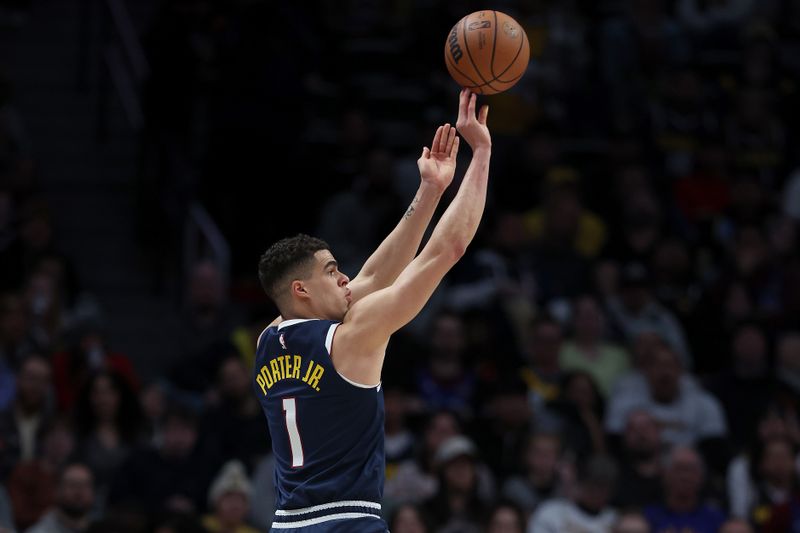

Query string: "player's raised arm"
[346, 124, 459, 303]
[333, 89, 491, 384]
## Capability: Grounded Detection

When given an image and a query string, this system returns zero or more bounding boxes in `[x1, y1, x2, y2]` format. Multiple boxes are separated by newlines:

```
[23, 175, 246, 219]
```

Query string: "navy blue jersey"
[253, 318, 386, 531]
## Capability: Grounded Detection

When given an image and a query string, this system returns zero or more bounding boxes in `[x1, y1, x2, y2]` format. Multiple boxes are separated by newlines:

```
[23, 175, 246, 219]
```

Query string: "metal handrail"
[184, 202, 232, 288]
[91, 0, 232, 298]
[105, 0, 149, 83]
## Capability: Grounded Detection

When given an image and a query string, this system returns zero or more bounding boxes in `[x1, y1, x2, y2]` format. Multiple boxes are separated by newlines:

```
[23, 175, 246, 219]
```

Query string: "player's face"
[305, 250, 351, 321]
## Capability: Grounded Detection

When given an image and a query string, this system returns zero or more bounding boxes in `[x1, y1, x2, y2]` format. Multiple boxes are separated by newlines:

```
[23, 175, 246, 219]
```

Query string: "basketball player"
[253, 89, 491, 532]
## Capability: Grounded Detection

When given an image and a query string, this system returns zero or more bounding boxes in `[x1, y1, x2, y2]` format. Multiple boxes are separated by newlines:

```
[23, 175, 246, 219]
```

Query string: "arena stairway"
[0, 0, 182, 382]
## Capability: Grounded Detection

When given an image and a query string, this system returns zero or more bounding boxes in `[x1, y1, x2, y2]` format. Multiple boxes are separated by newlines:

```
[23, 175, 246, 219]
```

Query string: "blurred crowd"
[3, 0, 800, 533]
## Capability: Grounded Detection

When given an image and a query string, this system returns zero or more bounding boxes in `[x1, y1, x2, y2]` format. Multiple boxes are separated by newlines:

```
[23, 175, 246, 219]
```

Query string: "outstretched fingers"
[431, 126, 443, 154]
[478, 104, 489, 125]
[468, 93, 477, 120]
[444, 124, 456, 155]
[450, 135, 460, 159]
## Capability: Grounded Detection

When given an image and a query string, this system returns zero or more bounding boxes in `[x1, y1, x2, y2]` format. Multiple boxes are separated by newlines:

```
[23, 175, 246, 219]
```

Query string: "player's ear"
[291, 280, 310, 300]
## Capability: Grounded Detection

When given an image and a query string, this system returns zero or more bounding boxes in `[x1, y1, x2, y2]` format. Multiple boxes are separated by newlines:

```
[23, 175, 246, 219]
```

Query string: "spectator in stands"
[484, 500, 526, 533]
[385, 410, 461, 506]
[649, 66, 717, 179]
[518, 314, 564, 422]
[729, 435, 798, 527]
[413, 311, 477, 419]
[316, 147, 403, 277]
[73, 371, 143, 511]
[168, 260, 240, 407]
[138, 380, 167, 444]
[384, 386, 416, 478]
[7, 417, 74, 531]
[442, 211, 535, 354]
[52, 318, 139, 413]
[23, 267, 64, 353]
[763, 492, 800, 533]
[727, 409, 800, 519]
[559, 294, 629, 397]
[502, 432, 569, 518]
[528, 454, 618, 532]
[705, 322, 774, 451]
[523, 169, 599, 302]
[649, 238, 696, 319]
[388, 504, 430, 533]
[643, 446, 726, 533]
[724, 87, 785, 183]
[0, 354, 52, 480]
[201, 354, 270, 472]
[541, 370, 607, 456]
[107, 404, 217, 515]
[26, 463, 94, 533]
[605, 342, 728, 470]
[423, 435, 492, 533]
[0, 293, 38, 376]
[606, 262, 692, 368]
[247, 453, 275, 532]
[202, 460, 260, 533]
[613, 410, 665, 508]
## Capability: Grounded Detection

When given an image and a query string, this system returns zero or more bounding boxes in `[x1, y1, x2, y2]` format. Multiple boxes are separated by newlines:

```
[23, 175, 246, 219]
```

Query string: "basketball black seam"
[446, 50, 481, 87]
[466, 72, 524, 90]
[495, 25, 527, 81]
[463, 14, 499, 93]
[490, 11, 499, 79]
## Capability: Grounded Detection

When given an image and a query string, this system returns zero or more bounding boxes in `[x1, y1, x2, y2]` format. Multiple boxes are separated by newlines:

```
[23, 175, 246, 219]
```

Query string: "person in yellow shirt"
[559, 294, 630, 397]
[523, 166, 607, 259]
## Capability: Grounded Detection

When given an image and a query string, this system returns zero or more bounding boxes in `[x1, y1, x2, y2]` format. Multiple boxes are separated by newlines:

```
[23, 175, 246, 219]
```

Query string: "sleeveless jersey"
[253, 318, 385, 529]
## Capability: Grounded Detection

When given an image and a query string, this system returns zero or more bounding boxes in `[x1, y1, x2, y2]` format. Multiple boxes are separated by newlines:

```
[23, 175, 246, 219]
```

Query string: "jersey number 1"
[282, 398, 304, 467]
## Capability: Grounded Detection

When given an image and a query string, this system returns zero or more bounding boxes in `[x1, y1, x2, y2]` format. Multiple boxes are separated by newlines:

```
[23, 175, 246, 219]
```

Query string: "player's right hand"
[455, 89, 491, 151]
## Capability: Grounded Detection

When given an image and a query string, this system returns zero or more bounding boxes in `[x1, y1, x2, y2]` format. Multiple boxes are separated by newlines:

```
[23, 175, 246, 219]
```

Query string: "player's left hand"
[417, 123, 459, 191]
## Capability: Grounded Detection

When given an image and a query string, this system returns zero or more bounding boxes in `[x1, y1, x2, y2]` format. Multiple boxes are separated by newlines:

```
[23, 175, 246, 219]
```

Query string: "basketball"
[444, 10, 530, 95]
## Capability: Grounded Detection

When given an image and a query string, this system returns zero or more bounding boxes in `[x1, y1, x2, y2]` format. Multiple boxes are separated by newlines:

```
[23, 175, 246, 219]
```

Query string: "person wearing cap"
[422, 435, 494, 533]
[605, 261, 692, 369]
[528, 454, 618, 533]
[202, 460, 261, 533]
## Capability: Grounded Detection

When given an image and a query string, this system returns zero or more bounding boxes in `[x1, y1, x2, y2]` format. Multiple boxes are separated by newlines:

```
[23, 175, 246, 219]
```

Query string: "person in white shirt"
[528, 454, 618, 533]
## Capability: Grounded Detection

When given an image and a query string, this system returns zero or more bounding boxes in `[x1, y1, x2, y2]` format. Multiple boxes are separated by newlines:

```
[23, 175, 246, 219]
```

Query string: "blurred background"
[1, 0, 800, 532]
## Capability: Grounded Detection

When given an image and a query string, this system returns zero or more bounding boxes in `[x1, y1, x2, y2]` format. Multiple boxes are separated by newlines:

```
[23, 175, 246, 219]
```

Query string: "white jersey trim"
[325, 323, 381, 389]
[255, 326, 270, 351]
[324, 323, 339, 354]
[271, 512, 381, 528]
[277, 318, 320, 330]
[337, 371, 381, 389]
[275, 500, 381, 516]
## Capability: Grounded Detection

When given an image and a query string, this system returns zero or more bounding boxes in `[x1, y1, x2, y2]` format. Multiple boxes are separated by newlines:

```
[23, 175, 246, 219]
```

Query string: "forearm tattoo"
[404, 196, 421, 219]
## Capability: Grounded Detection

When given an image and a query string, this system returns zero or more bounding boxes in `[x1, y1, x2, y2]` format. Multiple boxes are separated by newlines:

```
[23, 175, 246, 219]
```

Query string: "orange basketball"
[444, 10, 530, 95]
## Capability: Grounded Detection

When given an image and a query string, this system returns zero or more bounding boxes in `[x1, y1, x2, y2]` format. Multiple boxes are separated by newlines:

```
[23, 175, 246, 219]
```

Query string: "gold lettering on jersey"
[255, 355, 325, 396]
[306, 363, 324, 391]
[292, 355, 301, 379]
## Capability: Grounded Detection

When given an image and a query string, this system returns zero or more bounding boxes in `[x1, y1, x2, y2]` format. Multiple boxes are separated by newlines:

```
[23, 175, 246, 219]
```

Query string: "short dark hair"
[258, 234, 330, 306]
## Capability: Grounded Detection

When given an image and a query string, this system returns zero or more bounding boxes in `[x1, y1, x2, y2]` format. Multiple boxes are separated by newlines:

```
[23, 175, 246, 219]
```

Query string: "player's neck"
[281, 304, 327, 322]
